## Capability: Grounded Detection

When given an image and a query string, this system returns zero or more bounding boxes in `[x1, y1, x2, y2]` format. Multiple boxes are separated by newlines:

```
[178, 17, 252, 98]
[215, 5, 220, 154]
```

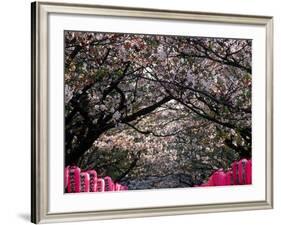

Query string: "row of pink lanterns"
[199, 158, 252, 187]
[65, 166, 128, 193]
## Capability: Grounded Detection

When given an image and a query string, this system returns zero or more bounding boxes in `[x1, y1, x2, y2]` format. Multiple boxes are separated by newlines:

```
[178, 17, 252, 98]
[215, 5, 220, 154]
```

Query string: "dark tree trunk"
[65, 134, 100, 166]
[65, 124, 114, 166]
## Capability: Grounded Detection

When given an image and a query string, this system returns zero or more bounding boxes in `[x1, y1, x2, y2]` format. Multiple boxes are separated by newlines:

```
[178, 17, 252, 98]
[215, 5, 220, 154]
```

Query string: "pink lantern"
[245, 159, 252, 184]
[80, 172, 90, 192]
[97, 178, 105, 192]
[225, 170, 233, 185]
[104, 176, 114, 191]
[115, 183, 121, 191]
[212, 169, 227, 186]
[231, 161, 239, 185]
[88, 170, 98, 192]
[238, 159, 246, 184]
[67, 166, 81, 193]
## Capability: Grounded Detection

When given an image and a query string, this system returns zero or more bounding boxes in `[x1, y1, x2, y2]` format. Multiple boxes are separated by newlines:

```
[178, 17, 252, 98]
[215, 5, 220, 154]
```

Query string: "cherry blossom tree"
[64, 31, 251, 188]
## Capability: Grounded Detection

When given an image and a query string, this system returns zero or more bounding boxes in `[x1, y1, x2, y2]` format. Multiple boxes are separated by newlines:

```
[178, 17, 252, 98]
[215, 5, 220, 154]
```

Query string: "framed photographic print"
[31, 1, 273, 224]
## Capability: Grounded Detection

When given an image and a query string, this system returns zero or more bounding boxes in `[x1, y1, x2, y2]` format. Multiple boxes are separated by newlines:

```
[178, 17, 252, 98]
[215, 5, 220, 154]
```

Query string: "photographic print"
[31, 3, 273, 223]
[64, 31, 252, 193]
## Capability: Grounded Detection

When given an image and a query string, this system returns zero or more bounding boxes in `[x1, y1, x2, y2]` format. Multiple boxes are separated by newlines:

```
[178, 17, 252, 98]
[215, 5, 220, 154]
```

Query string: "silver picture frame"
[31, 1, 273, 223]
